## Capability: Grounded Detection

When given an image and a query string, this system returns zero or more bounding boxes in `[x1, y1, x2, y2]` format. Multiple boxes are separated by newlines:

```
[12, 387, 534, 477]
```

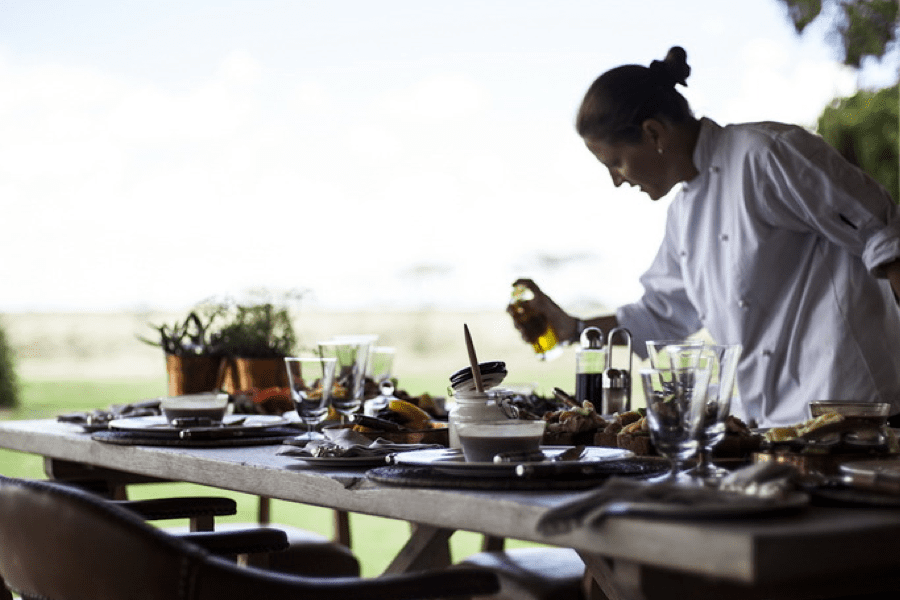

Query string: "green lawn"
[0, 378, 544, 576]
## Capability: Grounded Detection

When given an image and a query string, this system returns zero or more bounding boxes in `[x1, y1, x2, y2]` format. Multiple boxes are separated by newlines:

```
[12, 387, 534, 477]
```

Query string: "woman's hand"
[507, 278, 580, 345]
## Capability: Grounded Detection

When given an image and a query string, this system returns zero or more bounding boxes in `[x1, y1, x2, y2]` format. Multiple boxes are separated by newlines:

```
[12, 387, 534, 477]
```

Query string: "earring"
[657, 147, 663, 155]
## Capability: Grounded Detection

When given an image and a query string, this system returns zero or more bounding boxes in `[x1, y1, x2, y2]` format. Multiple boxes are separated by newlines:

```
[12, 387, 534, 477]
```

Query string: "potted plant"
[141, 290, 305, 395]
[202, 291, 305, 391]
[139, 310, 223, 396]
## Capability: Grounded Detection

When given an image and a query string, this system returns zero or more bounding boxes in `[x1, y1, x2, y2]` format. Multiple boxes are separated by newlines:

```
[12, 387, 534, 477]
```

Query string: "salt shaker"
[602, 327, 632, 414]
[575, 327, 605, 407]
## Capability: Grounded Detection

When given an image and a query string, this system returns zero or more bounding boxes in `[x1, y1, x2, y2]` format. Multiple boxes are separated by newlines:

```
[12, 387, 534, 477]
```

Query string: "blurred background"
[0, 0, 896, 575]
[0, 0, 897, 398]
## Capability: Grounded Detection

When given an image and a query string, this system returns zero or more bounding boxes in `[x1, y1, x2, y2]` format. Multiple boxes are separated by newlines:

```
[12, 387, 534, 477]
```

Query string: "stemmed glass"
[318, 340, 371, 423]
[646, 339, 705, 369]
[640, 363, 712, 483]
[368, 346, 395, 385]
[689, 344, 743, 484]
[284, 357, 337, 443]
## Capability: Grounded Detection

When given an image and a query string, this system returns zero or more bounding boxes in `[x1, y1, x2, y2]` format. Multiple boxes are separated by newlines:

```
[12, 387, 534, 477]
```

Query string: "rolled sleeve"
[864, 220, 900, 277]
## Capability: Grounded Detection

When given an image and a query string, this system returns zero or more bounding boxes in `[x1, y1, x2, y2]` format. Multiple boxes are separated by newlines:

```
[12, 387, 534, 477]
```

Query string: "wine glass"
[284, 357, 336, 442]
[645, 339, 705, 369]
[640, 364, 712, 483]
[689, 344, 743, 484]
[318, 340, 371, 423]
[368, 346, 395, 385]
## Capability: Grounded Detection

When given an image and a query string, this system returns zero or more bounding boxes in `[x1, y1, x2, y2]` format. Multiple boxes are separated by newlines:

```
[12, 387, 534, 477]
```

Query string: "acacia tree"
[777, 0, 898, 67]
[777, 0, 899, 201]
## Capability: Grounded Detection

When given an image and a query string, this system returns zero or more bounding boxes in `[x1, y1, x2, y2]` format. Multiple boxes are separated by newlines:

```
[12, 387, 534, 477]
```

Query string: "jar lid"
[580, 327, 604, 349]
[449, 361, 507, 392]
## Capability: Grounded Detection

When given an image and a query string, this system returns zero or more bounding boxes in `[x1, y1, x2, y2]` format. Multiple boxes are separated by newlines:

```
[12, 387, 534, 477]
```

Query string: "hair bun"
[649, 46, 690, 88]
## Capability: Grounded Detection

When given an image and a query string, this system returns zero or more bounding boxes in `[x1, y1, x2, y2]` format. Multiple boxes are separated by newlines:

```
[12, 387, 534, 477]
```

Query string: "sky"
[0, 0, 897, 314]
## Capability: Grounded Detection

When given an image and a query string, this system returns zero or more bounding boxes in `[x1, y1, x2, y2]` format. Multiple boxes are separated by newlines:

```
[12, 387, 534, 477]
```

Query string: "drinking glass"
[368, 346, 395, 385]
[640, 364, 712, 483]
[689, 344, 743, 484]
[284, 357, 336, 442]
[318, 340, 371, 423]
[645, 339, 706, 369]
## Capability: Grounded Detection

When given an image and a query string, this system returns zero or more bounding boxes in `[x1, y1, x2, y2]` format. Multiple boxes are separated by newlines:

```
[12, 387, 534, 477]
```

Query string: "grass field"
[1, 309, 592, 576]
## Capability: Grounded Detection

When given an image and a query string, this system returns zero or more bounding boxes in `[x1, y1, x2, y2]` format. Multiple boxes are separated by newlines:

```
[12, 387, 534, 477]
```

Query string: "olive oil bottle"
[508, 283, 563, 360]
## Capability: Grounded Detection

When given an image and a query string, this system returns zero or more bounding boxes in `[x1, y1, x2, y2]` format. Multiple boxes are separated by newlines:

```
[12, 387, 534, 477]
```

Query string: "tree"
[817, 84, 899, 201]
[0, 320, 19, 408]
[777, 0, 898, 67]
[778, 0, 899, 202]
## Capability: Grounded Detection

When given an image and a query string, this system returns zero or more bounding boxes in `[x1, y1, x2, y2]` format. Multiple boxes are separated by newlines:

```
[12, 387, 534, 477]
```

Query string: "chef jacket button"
[720, 233, 729, 241]
[680, 250, 687, 257]
[762, 349, 772, 357]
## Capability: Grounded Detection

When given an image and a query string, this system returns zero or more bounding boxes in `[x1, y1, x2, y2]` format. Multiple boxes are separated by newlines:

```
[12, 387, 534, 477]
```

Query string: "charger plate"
[107, 415, 288, 438]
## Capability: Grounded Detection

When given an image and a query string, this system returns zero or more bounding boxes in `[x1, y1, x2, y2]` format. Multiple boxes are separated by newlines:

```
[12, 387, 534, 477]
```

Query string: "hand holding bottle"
[506, 279, 579, 360]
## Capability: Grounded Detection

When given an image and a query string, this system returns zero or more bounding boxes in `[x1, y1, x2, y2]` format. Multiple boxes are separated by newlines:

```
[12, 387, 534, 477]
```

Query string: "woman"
[512, 46, 900, 427]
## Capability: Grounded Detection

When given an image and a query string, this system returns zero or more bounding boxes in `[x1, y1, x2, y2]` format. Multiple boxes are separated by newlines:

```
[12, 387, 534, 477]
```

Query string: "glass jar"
[448, 389, 509, 448]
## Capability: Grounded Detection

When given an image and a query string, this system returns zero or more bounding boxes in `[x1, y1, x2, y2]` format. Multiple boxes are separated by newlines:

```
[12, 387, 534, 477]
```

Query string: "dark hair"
[576, 46, 695, 144]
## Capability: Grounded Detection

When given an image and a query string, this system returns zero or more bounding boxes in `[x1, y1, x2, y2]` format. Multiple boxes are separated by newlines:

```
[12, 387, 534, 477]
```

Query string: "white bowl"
[456, 420, 546, 463]
[160, 393, 229, 424]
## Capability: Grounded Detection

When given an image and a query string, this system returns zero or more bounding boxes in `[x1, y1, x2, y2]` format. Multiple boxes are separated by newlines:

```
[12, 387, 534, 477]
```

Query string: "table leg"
[382, 524, 455, 574]
[577, 551, 632, 600]
[333, 509, 352, 548]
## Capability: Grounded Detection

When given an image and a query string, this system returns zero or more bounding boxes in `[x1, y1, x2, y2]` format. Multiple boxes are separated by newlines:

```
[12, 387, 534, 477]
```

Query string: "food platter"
[390, 446, 633, 477]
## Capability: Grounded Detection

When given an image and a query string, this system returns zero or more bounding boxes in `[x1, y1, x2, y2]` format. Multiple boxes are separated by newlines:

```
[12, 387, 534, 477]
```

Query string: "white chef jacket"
[617, 117, 900, 427]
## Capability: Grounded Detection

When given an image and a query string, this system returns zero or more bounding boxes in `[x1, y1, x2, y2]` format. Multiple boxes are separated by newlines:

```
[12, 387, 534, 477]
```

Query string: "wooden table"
[1, 418, 899, 600]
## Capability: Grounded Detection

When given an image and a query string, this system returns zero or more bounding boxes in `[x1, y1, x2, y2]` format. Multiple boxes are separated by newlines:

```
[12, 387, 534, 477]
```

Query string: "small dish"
[809, 401, 891, 420]
[160, 393, 229, 424]
[456, 420, 546, 463]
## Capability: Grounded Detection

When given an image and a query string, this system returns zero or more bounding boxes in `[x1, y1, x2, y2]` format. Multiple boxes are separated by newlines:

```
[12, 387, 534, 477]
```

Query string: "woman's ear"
[642, 118, 667, 152]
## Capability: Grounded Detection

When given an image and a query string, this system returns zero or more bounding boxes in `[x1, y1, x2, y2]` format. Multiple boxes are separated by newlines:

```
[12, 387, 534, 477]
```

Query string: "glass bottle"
[507, 283, 563, 361]
[575, 327, 605, 407]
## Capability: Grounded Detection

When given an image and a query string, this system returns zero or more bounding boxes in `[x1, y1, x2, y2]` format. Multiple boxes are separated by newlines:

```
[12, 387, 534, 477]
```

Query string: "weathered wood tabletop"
[1, 418, 899, 600]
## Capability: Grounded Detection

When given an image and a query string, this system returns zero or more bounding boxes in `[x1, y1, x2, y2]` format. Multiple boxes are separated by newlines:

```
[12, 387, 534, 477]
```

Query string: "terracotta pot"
[233, 357, 290, 391]
[165, 354, 223, 396]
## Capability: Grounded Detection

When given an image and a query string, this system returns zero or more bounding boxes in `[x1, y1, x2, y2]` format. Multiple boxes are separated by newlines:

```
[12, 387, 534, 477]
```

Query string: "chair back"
[0, 476, 500, 600]
[0, 476, 207, 599]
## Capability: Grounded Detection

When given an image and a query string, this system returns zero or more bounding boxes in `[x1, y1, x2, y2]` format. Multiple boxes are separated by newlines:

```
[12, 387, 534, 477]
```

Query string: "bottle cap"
[579, 327, 604, 350]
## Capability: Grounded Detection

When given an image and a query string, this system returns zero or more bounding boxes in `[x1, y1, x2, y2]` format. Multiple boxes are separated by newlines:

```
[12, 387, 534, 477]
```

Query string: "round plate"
[107, 414, 288, 436]
[391, 446, 633, 477]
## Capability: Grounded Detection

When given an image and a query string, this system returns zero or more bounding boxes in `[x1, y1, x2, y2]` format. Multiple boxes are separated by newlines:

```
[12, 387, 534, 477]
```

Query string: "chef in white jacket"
[512, 46, 900, 428]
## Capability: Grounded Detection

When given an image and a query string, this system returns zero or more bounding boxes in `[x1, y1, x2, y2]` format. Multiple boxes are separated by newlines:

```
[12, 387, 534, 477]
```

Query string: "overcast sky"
[1, 0, 896, 313]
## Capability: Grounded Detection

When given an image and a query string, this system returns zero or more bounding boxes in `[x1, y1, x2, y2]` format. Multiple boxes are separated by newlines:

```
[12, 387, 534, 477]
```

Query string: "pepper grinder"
[603, 327, 632, 414]
[575, 327, 605, 407]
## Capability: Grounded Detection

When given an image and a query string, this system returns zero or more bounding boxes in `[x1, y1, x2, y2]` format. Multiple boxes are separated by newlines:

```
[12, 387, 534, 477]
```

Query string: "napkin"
[278, 427, 443, 458]
[536, 462, 802, 536]
[58, 399, 162, 427]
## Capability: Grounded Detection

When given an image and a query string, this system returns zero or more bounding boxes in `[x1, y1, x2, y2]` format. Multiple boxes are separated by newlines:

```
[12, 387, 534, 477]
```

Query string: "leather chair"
[45, 458, 361, 577]
[0, 476, 499, 600]
[460, 547, 587, 600]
